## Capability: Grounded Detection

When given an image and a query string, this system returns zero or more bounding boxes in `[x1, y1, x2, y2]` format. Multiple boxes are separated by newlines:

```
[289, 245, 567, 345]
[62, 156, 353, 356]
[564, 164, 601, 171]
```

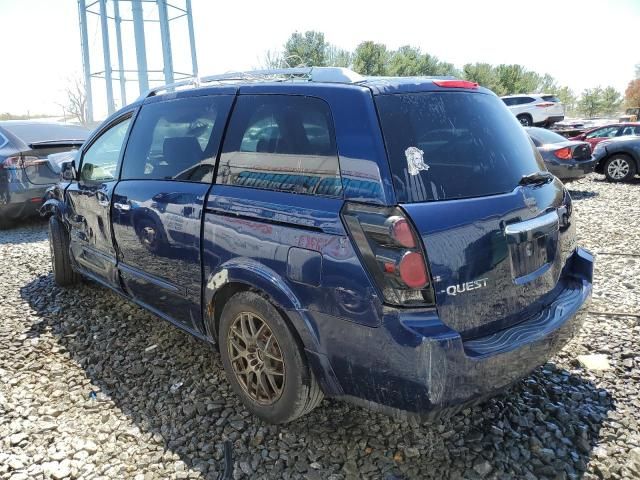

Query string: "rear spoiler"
[28, 139, 85, 149]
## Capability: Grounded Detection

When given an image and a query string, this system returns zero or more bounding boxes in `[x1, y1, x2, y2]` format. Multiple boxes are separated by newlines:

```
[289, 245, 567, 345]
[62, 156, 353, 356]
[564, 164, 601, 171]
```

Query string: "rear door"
[111, 94, 233, 331]
[66, 114, 133, 287]
[375, 90, 573, 338]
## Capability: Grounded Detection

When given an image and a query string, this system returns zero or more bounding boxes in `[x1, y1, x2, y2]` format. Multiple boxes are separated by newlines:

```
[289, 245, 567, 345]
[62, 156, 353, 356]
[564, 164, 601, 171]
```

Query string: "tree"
[387, 45, 424, 76]
[352, 41, 389, 76]
[283, 31, 327, 67]
[548, 85, 577, 114]
[577, 87, 604, 118]
[62, 78, 89, 125]
[625, 78, 640, 107]
[495, 64, 540, 95]
[462, 63, 504, 94]
[326, 45, 352, 68]
[260, 49, 286, 69]
[387, 46, 457, 77]
[600, 86, 623, 115]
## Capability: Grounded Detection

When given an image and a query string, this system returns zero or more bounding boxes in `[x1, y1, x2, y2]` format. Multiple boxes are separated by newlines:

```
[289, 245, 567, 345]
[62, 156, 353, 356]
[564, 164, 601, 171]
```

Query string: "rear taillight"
[341, 203, 435, 306]
[536, 103, 555, 108]
[2, 156, 21, 169]
[1, 155, 42, 169]
[554, 147, 572, 160]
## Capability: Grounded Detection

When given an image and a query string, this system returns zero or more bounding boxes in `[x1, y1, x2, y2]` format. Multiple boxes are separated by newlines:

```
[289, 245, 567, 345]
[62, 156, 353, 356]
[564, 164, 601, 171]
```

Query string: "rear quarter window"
[216, 95, 342, 197]
[542, 95, 561, 103]
[375, 92, 544, 203]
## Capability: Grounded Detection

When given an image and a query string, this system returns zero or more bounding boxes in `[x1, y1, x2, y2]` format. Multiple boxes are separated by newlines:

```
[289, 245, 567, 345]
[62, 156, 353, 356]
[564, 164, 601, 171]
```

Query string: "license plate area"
[505, 211, 559, 285]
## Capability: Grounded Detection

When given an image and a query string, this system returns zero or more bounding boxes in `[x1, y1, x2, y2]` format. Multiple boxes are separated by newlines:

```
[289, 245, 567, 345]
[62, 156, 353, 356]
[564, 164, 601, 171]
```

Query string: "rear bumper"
[0, 182, 48, 221]
[305, 248, 593, 419]
[546, 157, 598, 181]
[533, 114, 564, 126]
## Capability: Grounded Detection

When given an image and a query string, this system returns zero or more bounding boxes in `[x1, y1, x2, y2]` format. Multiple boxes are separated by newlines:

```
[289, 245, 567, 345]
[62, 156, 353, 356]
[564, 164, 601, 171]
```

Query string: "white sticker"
[405, 146, 429, 176]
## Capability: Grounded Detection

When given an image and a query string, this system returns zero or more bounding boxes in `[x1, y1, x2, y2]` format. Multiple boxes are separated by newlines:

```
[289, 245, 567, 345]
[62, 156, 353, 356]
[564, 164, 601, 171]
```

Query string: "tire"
[517, 114, 533, 127]
[218, 291, 324, 424]
[48, 216, 80, 286]
[604, 155, 636, 182]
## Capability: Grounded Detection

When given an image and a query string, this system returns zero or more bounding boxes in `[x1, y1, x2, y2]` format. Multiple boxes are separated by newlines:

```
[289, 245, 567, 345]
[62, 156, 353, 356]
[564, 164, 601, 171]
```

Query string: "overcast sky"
[1, 0, 638, 120]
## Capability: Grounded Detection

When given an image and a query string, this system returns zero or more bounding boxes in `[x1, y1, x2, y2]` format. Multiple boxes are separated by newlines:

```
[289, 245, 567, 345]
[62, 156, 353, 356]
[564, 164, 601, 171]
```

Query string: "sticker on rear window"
[405, 146, 429, 176]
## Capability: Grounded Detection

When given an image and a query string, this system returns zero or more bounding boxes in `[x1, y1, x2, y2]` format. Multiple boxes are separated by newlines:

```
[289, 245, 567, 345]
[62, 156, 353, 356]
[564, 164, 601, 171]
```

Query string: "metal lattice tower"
[77, 0, 199, 122]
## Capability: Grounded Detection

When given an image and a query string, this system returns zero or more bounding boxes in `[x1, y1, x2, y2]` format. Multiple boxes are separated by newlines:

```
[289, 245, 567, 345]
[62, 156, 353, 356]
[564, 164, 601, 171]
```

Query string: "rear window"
[542, 95, 560, 103]
[375, 92, 544, 203]
[0, 123, 89, 144]
[526, 127, 567, 145]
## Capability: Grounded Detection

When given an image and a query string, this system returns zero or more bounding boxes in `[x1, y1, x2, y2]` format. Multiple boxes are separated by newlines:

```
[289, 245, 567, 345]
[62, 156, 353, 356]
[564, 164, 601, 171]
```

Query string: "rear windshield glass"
[0, 123, 89, 145]
[542, 95, 560, 103]
[526, 127, 567, 145]
[375, 92, 544, 203]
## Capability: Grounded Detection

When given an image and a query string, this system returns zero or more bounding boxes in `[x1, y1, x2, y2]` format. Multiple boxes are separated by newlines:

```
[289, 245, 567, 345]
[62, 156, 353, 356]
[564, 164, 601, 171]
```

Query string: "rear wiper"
[518, 171, 554, 186]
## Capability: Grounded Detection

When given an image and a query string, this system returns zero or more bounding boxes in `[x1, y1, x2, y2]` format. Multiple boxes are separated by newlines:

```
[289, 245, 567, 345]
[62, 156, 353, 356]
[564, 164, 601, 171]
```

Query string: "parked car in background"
[43, 67, 592, 423]
[592, 135, 640, 182]
[569, 123, 640, 151]
[526, 127, 597, 181]
[501, 94, 565, 127]
[0, 122, 89, 228]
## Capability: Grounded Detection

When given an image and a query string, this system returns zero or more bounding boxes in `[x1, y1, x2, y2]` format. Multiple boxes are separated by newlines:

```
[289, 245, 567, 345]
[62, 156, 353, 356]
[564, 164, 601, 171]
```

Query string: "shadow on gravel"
[567, 189, 599, 200]
[0, 217, 48, 244]
[20, 273, 614, 479]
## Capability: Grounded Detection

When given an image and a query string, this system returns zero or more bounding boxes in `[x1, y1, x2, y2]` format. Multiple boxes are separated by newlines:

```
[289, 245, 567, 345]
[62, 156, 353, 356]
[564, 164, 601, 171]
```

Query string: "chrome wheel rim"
[607, 158, 630, 180]
[227, 312, 285, 405]
[519, 117, 530, 126]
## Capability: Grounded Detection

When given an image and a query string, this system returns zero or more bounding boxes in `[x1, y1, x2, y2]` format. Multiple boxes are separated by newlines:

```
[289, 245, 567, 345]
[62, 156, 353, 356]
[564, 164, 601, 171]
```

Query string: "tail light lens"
[341, 203, 435, 306]
[536, 103, 555, 108]
[1, 155, 42, 169]
[2, 156, 21, 169]
[554, 147, 572, 160]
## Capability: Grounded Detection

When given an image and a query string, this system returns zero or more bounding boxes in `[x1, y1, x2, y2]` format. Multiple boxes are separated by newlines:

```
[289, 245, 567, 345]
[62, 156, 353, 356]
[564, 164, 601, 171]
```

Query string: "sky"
[0, 0, 638, 120]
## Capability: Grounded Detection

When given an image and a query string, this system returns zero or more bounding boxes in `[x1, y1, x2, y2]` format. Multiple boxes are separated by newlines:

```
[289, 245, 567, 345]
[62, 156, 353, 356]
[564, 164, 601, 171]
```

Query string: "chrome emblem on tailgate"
[445, 278, 489, 296]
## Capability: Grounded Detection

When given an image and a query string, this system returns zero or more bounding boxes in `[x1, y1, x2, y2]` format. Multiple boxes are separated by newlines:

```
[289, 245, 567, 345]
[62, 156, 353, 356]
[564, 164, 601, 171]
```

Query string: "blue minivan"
[43, 68, 593, 423]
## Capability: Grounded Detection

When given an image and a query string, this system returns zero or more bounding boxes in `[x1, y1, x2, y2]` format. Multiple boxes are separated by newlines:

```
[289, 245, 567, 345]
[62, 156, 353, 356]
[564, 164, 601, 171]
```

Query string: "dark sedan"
[525, 127, 597, 182]
[592, 136, 640, 182]
[0, 122, 89, 228]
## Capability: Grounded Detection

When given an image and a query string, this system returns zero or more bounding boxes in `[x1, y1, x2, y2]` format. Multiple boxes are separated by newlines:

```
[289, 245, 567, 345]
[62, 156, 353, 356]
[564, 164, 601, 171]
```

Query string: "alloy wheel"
[607, 158, 630, 180]
[227, 312, 285, 405]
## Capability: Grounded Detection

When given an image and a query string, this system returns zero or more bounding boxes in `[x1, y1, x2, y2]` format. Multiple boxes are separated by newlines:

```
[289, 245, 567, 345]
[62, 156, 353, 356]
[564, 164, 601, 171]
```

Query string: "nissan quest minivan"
[43, 67, 593, 423]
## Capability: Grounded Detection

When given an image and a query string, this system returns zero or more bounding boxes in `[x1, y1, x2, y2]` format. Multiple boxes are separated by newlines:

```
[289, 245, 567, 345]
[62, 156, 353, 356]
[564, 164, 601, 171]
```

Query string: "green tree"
[387, 46, 458, 77]
[326, 45, 352, 68]
[352, 41, 389, 76]
[387, 45, 424, 76]
[548, 85, 577, 115]
[537, 73, 558, 93]
[577, 87, 604, 118]
[283, 31, 327, 67]
[496, 64, 540, 94]
[462, 63, 504, 94]
[600, 86, 623, 115]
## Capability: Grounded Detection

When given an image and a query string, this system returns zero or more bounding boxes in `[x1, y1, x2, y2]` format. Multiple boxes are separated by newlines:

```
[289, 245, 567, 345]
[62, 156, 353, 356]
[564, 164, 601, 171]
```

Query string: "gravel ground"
[1, 174, 640, 480]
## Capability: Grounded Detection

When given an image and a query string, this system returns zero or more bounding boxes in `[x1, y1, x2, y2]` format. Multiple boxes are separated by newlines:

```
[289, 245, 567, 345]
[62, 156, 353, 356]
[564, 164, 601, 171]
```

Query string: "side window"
[502, 98, 515, 106]
[586, 126, 619, 139]
[80, 117, 131, 182]
[519, 97, 536, 105]
[621, 125, 640, 136]
[121, 95, 233, 183]
[217, 95, 342, 196]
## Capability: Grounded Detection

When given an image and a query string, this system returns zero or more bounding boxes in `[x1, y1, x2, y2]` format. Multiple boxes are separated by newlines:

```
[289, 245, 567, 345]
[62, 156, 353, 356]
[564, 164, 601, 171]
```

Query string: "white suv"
[501, 94, 565, 127]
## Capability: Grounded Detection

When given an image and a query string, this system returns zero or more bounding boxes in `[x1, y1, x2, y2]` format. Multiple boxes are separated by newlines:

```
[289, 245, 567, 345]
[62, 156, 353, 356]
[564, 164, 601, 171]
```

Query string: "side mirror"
[61, 161, 77, 181]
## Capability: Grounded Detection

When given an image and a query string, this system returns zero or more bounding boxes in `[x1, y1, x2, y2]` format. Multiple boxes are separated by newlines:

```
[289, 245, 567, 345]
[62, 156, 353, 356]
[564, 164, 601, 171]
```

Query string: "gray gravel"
[1, 174, 640, 480]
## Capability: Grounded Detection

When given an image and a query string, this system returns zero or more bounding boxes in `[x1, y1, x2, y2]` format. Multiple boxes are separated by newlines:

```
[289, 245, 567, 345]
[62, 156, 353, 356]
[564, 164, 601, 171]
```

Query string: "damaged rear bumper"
[304, 248, 593, 419]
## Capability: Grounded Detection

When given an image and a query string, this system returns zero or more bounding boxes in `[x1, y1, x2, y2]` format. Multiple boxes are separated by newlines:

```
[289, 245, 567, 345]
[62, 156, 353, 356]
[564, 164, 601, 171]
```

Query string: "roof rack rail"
[139, 67, 365, 100]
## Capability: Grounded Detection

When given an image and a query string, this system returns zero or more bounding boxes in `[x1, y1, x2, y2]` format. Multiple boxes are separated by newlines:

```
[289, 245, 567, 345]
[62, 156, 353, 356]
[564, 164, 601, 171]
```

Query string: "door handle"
[113, 202, 131, 212]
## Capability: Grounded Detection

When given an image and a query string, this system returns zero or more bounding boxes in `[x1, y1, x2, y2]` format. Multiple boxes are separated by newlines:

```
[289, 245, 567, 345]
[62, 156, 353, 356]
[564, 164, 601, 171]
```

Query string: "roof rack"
[140, 67, 365, 100]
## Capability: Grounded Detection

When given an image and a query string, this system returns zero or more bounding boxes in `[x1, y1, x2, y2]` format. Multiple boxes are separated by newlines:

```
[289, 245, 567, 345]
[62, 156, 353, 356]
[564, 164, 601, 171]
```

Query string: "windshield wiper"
[518, 171, 554, 187]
